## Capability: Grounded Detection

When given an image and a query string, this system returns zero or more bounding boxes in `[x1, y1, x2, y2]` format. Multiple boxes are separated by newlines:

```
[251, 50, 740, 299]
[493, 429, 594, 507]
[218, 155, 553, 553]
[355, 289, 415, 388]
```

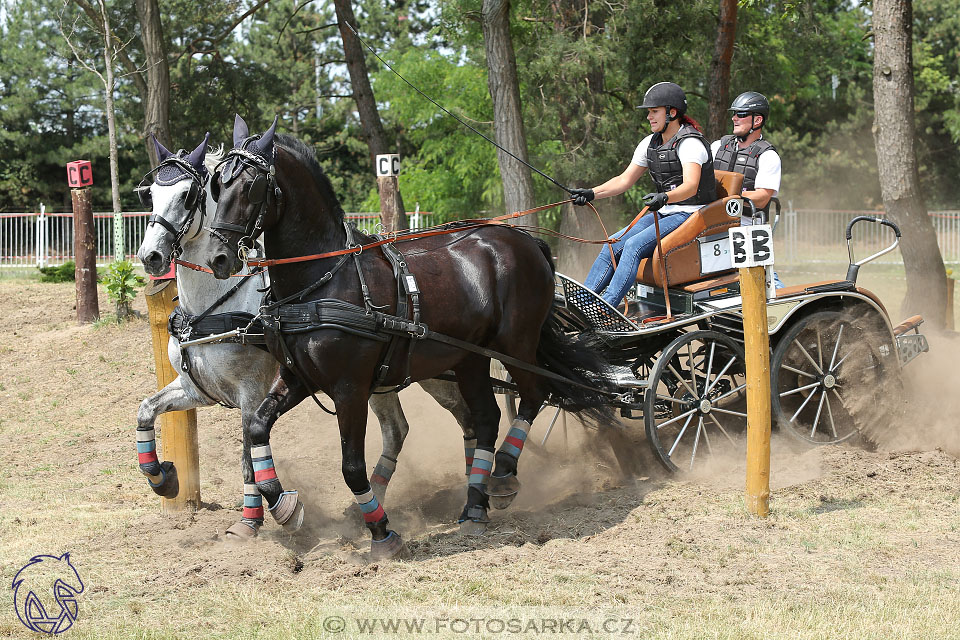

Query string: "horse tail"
[533, 240, 616, 426]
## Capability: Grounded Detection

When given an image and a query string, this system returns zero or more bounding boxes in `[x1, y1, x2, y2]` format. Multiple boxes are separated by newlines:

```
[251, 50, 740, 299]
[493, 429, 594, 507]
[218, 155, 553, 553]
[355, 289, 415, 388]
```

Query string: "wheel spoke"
[779, 380, 822, 398]
[824, 390, 838, 439]
[667, 363, 698, 399]
[701, 416, 714, 453]
[711, 406, 748, 419]
[704, 341, 717, 394]
[808, 389, 828, 438]
[656, 393, 692, 406]
[794, 339, 824, 376]
[816, 327, 824, 370]
[707, 412, 737, 445]
[782, 363, 817, 380]
[686, 342, 698, 394]
[830, 387, 844, 406]
[713, 381, 747, 403]
[828, 324, 845, 371]
[704, 356, 738, 395]
[789, 382, 820, 423]
[689, 417, 704, 471]
[657, 406, 700, 430]
[668, 414, 695, 457]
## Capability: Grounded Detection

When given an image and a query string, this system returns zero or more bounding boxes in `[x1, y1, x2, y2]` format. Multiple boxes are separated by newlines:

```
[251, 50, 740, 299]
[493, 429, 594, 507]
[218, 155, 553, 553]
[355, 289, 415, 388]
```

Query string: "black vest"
[713, 135, 776, 192]
[646, 124, 717, 206]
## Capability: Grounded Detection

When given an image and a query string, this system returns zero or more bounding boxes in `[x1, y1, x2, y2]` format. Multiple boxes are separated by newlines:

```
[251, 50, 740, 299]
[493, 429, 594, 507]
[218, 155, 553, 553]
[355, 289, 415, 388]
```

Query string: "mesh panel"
[556, 273, 639, 332]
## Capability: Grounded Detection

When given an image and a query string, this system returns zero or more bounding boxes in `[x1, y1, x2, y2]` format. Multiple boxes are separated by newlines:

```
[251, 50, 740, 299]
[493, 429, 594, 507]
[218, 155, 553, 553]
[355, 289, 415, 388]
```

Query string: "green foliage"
[37, 261, 77, 283]
[101, 259, 145, 319]
[3, 0, 959, 222]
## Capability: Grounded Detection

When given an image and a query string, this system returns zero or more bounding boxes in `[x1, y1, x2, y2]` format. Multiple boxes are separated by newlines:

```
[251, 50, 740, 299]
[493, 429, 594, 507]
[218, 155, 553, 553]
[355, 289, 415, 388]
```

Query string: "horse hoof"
[147, 461, 179, 499]
[225, 520, 260, 541]
[270, 491, 305, 531]
[459, 519, 488, 536]
[458, 504, 490, 536]
[486, 473, 520, 510]
[369, 531, 408, 561]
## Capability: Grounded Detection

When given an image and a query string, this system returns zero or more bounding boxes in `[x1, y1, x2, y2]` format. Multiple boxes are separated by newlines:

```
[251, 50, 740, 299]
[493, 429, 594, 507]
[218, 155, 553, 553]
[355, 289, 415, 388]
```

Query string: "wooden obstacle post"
[67, 161, 99, 323]
[730, 223, 775, 517]
[375, 153, 407, 232]
[144, 278, 201, 512]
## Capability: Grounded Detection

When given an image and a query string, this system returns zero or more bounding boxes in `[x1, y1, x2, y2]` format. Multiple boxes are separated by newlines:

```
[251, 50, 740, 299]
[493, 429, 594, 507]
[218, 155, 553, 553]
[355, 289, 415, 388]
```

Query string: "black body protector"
[713, 134, 776, 211]
[645, 124, 717, 206]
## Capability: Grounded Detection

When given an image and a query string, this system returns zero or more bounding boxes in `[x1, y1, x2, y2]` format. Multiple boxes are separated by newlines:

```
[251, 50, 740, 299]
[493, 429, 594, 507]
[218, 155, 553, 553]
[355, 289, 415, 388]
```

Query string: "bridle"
[208, 136, 282, 262]
[136, 153, 210, 258]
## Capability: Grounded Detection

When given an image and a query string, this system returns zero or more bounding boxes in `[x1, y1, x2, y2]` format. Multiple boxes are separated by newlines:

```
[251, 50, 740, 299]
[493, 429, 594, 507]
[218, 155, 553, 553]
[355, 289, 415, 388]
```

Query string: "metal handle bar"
[844, 215, 902, 283]
[742, 197, 781, 232]
[845, 215, 901, 240]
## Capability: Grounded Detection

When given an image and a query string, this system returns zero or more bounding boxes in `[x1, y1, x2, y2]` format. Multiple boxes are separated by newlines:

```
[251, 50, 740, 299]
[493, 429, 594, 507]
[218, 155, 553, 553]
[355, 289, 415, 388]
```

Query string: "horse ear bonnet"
[232, 114, 250, 148]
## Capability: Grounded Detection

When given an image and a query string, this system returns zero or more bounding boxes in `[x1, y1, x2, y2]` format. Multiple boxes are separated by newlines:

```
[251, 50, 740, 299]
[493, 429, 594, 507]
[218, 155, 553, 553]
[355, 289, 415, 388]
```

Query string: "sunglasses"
[733, 111, 755, 119]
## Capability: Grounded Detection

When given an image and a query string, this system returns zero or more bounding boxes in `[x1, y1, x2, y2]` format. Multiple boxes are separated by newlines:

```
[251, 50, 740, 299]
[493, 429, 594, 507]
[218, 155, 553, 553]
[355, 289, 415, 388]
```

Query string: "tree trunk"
[707, 0, 737, 141]
[135, 0, 171, 165]
[100, 5, 121, 219]
[873, 0, 946, 327]
[482, 0, 536, 225]
[334, 0, 406, 229]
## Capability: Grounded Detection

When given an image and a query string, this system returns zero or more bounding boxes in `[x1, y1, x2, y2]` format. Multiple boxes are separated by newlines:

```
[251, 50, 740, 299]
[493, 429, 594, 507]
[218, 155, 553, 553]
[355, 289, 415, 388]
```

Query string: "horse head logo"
[11, 553, 84, 635]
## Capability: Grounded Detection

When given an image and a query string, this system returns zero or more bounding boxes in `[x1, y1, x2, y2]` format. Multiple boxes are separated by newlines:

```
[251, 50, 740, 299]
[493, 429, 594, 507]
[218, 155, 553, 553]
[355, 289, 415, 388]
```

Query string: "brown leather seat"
[637, 170, 744, 287]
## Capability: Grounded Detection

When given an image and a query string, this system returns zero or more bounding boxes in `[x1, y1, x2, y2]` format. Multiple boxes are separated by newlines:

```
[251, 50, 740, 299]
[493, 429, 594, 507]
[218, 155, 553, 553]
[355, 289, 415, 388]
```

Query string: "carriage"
[496, 169, 929, 473]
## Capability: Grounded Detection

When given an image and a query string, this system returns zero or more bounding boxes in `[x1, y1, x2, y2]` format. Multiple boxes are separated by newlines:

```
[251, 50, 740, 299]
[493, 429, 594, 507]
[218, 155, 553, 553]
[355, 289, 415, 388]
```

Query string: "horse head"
[201, 114, 285, 279]
[136, 133, 211, 276]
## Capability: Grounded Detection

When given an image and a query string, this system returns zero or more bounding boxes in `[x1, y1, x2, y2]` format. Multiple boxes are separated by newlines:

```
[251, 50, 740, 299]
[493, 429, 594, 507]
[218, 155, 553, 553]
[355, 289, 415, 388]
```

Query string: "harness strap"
[271, 314, 337, 416]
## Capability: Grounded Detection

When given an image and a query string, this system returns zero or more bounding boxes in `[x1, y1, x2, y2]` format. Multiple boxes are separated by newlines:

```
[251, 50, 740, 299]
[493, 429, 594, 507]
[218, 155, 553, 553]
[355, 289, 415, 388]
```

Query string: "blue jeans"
[584, 211, 692, 307]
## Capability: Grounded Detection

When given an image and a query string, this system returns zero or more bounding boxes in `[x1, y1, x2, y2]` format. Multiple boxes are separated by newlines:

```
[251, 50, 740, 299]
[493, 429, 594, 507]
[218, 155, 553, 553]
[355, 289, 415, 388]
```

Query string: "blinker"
[247, 174, 267, 204]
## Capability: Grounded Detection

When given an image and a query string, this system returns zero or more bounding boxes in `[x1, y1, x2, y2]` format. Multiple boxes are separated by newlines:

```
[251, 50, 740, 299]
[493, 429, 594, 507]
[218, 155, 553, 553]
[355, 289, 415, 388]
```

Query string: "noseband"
[209, 137, 282, 259]
[137, 154, 209, 257]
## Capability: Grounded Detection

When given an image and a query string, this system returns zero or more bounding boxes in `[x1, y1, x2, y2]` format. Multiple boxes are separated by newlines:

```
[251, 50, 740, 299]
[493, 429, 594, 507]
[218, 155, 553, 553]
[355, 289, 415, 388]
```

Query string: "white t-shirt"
[631, 133, 710, 215]
[709, 137, 781, 195]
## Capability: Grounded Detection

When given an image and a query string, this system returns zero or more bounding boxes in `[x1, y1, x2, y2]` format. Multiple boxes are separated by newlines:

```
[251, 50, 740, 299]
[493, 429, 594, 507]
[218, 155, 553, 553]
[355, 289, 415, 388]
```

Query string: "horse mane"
[275, 133, 344, 222]
[203, 145, 225, 174]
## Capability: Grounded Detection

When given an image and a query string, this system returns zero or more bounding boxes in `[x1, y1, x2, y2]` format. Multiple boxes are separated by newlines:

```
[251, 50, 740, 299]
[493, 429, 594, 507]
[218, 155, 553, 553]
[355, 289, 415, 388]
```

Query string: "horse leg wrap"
[497, 418, 531, 461]
[370, 455, 397, 488]
[354, 488, 387, 525]
[251, 444, 283, 506]
[136, 427, 162, 478]
[463, 438, 478, 476]
[241, 483, 264, 523]
[269, 490, 304, 530]
[467, 447, 495, 494]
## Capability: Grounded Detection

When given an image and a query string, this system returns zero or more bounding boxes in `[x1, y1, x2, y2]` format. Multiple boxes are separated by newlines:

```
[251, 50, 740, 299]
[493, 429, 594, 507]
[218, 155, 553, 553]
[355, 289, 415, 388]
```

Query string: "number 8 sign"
[729, 224, 775, 268]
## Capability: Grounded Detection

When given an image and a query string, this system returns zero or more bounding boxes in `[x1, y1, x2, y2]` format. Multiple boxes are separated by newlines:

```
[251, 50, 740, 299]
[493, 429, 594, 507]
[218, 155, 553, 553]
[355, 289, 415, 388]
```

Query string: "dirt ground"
[0, 277, 958, 639]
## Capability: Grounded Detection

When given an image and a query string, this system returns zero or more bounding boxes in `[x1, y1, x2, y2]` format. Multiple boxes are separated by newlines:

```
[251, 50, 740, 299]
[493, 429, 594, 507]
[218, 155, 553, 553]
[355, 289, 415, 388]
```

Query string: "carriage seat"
[636, 170, 744, 288]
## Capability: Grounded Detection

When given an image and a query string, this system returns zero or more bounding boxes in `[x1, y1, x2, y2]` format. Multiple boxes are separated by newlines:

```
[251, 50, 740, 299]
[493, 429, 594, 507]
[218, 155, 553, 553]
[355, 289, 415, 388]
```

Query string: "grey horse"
[134, 134, 473, 538]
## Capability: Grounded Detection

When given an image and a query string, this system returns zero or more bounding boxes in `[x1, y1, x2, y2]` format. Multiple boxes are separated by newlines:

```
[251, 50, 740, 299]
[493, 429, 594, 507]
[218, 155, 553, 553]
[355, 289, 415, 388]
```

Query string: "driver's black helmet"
[638, 82, 687, 117]
[728, 91, 770, 120]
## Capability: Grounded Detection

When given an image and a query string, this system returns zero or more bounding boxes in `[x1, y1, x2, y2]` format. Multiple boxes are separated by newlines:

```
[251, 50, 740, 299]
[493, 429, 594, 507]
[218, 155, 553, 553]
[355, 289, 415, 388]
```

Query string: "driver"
[711, 91, 783, 288]
[570, 82, 716, 310]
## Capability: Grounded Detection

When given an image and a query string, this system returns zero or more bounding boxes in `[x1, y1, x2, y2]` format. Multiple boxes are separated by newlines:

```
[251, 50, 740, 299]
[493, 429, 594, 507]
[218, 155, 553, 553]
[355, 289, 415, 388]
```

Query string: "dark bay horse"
[134, 134, 474, 538]
[196, 116, 612, 558]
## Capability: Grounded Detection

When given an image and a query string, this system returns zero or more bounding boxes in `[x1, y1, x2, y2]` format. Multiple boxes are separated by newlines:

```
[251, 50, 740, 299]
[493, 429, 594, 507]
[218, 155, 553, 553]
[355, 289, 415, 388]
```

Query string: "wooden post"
[71, 188, 99, 323]
[740, 265, 771, 517]
[144, 279, 201, 512]
[375, 153, 407, 232]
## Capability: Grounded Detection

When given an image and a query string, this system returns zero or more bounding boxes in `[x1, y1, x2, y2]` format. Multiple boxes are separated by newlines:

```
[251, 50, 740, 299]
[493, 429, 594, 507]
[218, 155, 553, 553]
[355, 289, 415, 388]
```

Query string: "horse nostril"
[211, 253, 229, 271]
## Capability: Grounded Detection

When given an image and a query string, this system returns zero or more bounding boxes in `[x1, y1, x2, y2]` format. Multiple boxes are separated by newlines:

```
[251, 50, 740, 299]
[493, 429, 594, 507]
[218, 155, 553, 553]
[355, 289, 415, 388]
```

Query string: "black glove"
[569, 188, 595, 206]
[642, 192, 669, 211]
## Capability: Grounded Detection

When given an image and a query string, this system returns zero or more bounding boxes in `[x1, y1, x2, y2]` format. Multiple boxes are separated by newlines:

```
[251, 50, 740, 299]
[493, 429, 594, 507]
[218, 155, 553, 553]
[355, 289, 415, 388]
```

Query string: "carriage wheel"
[771, 310, 893, 445]
[643, 330, 747, 473]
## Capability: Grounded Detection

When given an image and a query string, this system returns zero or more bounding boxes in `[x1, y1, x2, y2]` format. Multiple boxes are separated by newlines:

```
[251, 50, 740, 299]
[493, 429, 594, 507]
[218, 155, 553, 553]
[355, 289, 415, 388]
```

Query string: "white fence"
[0, 210, 437, 269]
[777, 204, 960, 267]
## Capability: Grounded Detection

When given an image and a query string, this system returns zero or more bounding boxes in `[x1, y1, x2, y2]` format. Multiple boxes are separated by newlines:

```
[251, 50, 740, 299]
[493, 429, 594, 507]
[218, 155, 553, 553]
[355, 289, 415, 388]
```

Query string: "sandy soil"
[0, 279, 958, 639]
